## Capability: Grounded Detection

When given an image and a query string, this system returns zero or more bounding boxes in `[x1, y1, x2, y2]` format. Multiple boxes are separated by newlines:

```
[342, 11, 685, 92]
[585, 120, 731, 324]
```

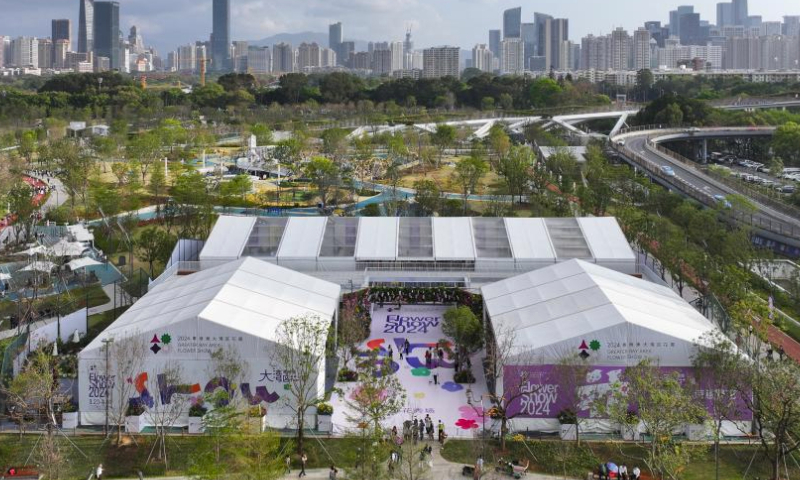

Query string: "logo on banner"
[578, 339, 600, 360]
[150, 333, 172, 354]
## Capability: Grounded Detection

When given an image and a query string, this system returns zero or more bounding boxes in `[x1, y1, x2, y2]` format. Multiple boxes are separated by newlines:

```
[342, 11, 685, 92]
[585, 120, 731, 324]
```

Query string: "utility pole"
[101, 337, 114, 436]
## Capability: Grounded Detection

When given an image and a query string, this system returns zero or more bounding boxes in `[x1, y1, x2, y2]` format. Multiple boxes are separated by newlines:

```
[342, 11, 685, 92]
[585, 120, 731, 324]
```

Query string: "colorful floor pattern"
[329, 304, 489, 438]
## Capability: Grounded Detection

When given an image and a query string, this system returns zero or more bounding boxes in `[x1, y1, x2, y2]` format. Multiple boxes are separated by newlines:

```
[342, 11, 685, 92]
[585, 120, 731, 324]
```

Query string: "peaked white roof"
[82, 257, 340, 355]
[199, 216, 257, 261]
[482, 259, 715, 353]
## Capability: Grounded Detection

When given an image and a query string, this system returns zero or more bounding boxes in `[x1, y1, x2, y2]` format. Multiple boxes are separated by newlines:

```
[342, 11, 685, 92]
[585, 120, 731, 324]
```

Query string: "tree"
[321, 128, 349, 164]
[442, 306, 483, 374]
[487, 124, 511, 161]
[304, 156, 340, 208]
[148, 163, 167, 203]
[550, 353, 595, 445]
[149, 362, 190, 470]
[603, 359, 706, 480]
[250, 123, 273, 146]
[128, 132, 163, 184]
[772, 121, 800, 166]
[497, 146, 533, 203]
[412, 179, 441, 216]
[7, 180, 37, 245]
[452, 157, 488, 214]
[636, 69, 654, 101]
[18, 130, 37, 164]
[107, 333, 148, 445]
[346, 349, 406, 431]
[528, 77, 562, 108]
[653, 102, 684, 127]
[272, 314, 329, 453]
[431, 124, 456, 166]
[768, 157, 785, 178]
[52, 139, 95, 209]
[135, 227, 177, 277]
[220, 174, 253, 204]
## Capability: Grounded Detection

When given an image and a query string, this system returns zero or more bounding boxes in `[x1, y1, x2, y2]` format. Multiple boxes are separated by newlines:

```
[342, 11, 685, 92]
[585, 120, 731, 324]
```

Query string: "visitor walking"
[388, 345, 393, 359]
[299, 453, 307, 477]
[433, 371, 439, 385]
[95, 464, 103, 480]
[329, 465, 338, 480]
[285, 456, 291, 474]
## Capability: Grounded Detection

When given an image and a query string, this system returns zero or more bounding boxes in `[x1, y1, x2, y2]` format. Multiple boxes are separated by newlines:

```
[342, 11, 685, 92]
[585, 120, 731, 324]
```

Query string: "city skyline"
[1, 0, 797, 55]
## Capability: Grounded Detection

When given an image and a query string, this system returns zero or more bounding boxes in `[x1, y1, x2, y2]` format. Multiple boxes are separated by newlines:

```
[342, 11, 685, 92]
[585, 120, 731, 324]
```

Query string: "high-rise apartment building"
[339, 41, 355, 66]
[390, 42, 404, 72]
[272, 42, 294, 73]
[472, 44, 493, 72]
[320, 48, 337, 68]
[500, 38, 525, 74]
[503, 7, 522, 39]
[761, 22, 782, 37]
[521, 23, 537, 70]
[633, 28, 651, 71]
[93, 1, 120, 70]
[297, 42, 321, 70]
[371, 48, 392, 75]
[212, 0, 231, 71]
[37, 39, 53, 69]
[11, 36, 38, 68]
[422, 46, 460, 78]
[544, 18, 569, 70]
[177, 44, 197, 72]
[232, 41, 249, 72]
[488, 30, 501, 59]
[610, 28, 630, 71]
[54, 39, 70, 68]
[51, 19, 71, 51]
[247, 46, 271, 74]
[580, 34, 609, 70]
[679, 13, 702, 45]
[534, 13, 553, 56]
[78, 0, 94, 53]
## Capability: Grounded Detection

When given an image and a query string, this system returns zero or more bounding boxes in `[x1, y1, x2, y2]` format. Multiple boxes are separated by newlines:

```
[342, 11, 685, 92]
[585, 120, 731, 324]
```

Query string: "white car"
[660, 165, 676, 177]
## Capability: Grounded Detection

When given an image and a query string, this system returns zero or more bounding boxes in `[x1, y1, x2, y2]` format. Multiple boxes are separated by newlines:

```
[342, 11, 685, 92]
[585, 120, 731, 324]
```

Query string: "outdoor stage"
[329, 304, 491, 438]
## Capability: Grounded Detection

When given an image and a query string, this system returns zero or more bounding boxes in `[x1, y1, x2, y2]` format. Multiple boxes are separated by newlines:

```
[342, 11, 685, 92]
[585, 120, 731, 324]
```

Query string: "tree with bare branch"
[107, 332, 148, 445]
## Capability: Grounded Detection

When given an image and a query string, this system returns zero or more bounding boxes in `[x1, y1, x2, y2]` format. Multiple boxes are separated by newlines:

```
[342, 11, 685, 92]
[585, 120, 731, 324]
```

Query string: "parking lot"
[708, 153, 798, 196]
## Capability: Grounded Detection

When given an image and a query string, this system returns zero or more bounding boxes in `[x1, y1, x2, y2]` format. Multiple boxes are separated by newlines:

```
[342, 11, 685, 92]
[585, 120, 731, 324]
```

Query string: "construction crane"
[199, 58, 212, 87]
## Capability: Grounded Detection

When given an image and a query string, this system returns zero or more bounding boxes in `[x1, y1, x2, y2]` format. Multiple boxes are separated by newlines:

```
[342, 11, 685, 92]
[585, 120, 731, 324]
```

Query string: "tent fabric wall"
[355, 217, 399, 261]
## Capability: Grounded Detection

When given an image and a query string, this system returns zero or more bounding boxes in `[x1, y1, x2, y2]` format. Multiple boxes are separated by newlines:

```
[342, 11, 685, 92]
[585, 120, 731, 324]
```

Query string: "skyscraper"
[272, 42, 294, 73]
[679, 13, 702, 45]
[534, 13, 553, 56]
[503, 7, 522, 39]
[669, 6, 694, 37]
[732, 0, 748, 26]
[472, 44, 493, 72]
[78, 0, 94, 53]
[784, 16, 800, 37]
[93, 1, 120, 70]
[544, 18, 568, 70]
[329, 22, 343, 64]
[11, 37, 38, 68]
[212, 0, 231, 71]
[610, 28, 630, 71]
[500, 38, 524, 74]
[52, 19, 71, 50]
[716, 3, 733, 27]
[488, 30, 501, 59]
[521, 23, 536, 70]
[129, 26, 144, 54]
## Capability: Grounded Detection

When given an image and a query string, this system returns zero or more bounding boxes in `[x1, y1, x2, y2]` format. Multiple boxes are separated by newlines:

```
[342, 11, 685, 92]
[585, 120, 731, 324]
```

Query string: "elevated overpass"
[610, 126, 800, 252]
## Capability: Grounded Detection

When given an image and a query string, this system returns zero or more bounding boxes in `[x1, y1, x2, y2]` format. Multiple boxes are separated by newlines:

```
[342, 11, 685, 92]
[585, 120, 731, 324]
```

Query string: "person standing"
[329, 465, 338, 480]
[96, 464, 103, 480]
[299, 453, 307, 477]
[632, 466, 641, 480]
[285, 456, 291, 474]
[619, 464, 628, 480]
[388, 345, 394, 359]
[432, 371, 439, 385]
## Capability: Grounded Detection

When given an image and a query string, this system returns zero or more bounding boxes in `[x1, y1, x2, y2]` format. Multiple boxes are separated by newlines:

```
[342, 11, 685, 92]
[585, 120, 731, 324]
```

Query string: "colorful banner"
[503, 364, 752, 421]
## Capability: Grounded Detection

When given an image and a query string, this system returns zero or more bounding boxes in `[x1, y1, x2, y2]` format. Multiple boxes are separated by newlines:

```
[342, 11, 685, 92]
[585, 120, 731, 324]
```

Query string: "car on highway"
[660, 165, 676, 177]
[712, 194, 732, 209]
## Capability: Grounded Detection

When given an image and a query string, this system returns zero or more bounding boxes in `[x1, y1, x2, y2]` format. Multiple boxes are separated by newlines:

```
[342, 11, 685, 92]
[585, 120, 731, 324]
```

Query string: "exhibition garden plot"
[329, 304, 490, 437]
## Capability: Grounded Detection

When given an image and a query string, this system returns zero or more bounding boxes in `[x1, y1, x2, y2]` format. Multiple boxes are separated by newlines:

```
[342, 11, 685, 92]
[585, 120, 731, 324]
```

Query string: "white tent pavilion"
[480, 259, 745, 434]
[78, 256, 341, 427]
[21, 261, 57, 273]
[67, 257, 103, 271]
[50, 239, 89, 258]
[14, 245, 48, 256]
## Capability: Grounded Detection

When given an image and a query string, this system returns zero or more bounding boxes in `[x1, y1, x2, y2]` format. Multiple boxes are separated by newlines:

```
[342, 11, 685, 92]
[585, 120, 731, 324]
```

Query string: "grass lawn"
[395, 157, 503, 194]
[440, 438, 796, 480]
[0, 434, 376, 478]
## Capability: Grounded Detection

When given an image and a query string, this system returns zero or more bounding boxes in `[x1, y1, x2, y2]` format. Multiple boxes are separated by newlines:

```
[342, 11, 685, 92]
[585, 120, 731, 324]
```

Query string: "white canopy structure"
[482, 259, 715, 365]
[67, 224, 95, 244]
[480, 259, 744, 434]
[67, 257, 103, 271]
[176, 216, 637, 290]
[78, 257, 340, 427]
[50, 239, 89, 258]
[21, 261, 57, 273]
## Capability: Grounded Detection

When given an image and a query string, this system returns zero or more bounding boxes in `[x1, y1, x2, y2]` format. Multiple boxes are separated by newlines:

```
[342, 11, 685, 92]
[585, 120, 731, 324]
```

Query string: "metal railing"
[706, 170, 800, 220]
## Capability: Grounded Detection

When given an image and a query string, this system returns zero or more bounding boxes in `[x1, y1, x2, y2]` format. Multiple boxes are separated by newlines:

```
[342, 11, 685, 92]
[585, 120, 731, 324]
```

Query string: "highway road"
[612, 127, 800, 245]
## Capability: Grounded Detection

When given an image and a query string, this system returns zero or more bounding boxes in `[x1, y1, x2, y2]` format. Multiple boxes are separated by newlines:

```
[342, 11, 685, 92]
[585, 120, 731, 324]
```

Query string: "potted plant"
[247, 405, 267, 433]
[557, 409, 578, 440]
[188, 403, 208, 434]
[61, 400, 79, 429]
[621, 410, 640, 441]
[316, 402, 333, 433]
[125, 401, 146, 433]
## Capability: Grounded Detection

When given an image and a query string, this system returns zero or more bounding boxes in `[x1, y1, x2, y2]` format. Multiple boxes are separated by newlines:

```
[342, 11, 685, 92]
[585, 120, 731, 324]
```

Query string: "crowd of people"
[595, 462, 641, 480]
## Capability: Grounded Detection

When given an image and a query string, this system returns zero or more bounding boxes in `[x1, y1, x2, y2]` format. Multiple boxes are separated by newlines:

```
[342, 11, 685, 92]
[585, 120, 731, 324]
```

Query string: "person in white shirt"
[632, 466, 641, 480]
[619, 464, 628, 480]
[95, 464, 103, 480]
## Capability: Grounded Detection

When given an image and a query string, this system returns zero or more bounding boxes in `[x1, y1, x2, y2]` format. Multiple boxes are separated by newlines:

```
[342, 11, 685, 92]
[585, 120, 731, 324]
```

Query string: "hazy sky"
[1, 0, 798, 54]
